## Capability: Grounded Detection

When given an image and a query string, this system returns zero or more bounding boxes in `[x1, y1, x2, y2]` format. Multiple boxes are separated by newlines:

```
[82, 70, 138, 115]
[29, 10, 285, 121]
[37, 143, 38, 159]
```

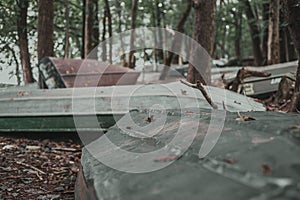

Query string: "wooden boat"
[0, 81, 264, 133]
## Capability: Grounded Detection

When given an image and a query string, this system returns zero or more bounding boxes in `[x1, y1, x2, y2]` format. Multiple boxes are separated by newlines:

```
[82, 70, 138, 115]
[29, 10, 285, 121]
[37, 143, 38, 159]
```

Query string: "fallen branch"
[180, 79, 218, 109]
[52, 147, 81, 152]
[226, 68, 271, 92]
[16, 161, 46, 175]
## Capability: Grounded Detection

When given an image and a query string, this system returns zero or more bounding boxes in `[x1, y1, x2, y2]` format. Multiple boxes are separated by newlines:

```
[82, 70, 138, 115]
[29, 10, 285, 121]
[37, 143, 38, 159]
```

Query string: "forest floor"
[0, 135, 82, 200]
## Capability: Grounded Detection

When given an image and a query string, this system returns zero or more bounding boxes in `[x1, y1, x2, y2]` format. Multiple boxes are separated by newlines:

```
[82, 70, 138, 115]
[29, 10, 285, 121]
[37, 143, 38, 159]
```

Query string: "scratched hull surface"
[78, 109, 300, 200]
[0, 81, 264, 132]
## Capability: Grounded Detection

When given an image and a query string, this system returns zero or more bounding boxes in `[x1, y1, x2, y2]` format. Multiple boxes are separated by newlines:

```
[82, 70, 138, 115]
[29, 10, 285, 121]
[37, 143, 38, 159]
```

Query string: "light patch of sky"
[0, 46, 18, 85]
[0, 31, 39, 85]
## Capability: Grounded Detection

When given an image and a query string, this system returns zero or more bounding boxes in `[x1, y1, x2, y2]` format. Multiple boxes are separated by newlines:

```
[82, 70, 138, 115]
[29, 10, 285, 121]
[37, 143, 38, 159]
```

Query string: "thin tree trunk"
[82, 0, 86, 58]
[151, 7, 158, 65]
[232, 2, 242, 61]
[38, 0, 54, 61]
[93, 0, 99, 59]
[161, 2, 167, 64]
[84, 0, 93, 58]
[115, 0, 126, 66]
[159, 0, 192, 80]
[129, 0, 138, 69]
[84, 0, 98, 58]
[241, 0, 264, 66]
[64, 0, 70, 58]
[262, 2, 269, 65]
[187, 0, 216, 85]
[283, 29, 290, 62]
[104, 0, 112, 63]
[287, 29, 297, 61]
[17, 0, 34, 84]
[283, 0, 300, 112]
[7, 45, 21, 85]
[156, 0, 164, 61]
[102, 9, 107, 61]
[267, 0, 280, 64]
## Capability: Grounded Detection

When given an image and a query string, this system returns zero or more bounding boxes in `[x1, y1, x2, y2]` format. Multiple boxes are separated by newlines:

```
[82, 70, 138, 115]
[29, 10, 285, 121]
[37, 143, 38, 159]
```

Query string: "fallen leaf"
[236, 112, 256, 121]
[261, 164, 272, 175]
[154, 155, 181, 162]
[289, 125, 300, 131]
[223, 159, 235, 164]
[17, 91, 30, 96]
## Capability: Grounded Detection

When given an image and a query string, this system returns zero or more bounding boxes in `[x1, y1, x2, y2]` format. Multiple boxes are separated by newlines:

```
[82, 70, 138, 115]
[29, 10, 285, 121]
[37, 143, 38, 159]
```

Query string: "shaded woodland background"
[0, 0, 299, 89]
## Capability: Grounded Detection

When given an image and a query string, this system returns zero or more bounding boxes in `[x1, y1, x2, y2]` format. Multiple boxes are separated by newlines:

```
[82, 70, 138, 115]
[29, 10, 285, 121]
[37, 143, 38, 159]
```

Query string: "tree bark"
[267, 0, 280, 64]
[115, 0, 127, 66]
[64, 0, 70, 58]
[129, 0, 138, 69]
[81, 0, 86, 58]
[159, 0, 192, 80]
[283, 0, 300, 112]
[155, 0, 164, 61]
[17, 0, 34, 84]
[241, 0, 264, 66]
[231, 2, 243, 61]
[38, 0, 54, 61]
[101, 9, 107, 61]
[84, 0, 98, 59]
[262, 2, 269, 65]
[187, 0, 216, 85]
[104, 0, 112, 63]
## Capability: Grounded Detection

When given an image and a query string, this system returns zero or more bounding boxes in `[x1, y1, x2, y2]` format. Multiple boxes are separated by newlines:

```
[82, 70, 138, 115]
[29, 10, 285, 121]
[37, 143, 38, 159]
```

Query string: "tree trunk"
[241, 0, 264, 66]
[38, 0, 54, 61]
[115, 0, 127, 66]
[128, 0, 138, 69]
[186, 0, 216, 85]
[104, 0, 112, 63]
[101, 9, 107, 61]
[155, 0, 164, 61]
[159, 0, 192, 80]
[64, 0, 70, 58]
[84, 0, 98, 59]
[267, 0, 280, 64]
[82, 0, 86, 58]
[283, 0, 300, 112]
[151, 7, 159, 66]
[233, 2, 242, 61]
[262, 2, 269, 65]
[17, 0, 34, 84]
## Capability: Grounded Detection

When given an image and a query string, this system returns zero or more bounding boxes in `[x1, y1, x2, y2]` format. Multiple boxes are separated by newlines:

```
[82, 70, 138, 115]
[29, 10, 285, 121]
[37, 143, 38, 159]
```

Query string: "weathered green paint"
[0, 81, 265, 133]
[0, 114, 123, 132]
[78, 109, 300, 200]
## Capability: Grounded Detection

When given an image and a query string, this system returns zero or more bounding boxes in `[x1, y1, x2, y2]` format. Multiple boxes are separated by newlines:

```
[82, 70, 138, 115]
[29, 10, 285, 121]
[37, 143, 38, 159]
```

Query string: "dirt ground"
[0, 134, 82, 200]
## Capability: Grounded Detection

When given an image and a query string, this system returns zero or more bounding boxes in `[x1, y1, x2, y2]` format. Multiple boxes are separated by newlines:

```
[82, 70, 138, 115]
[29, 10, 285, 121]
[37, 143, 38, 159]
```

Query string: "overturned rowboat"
[38, 57, 141, 89]
[222, 61, 298, 97]
[0, 81, 264, 133]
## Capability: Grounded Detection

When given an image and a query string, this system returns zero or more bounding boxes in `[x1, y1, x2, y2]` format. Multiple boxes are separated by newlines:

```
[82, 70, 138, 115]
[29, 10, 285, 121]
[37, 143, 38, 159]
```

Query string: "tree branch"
[180, 79, 218, 109]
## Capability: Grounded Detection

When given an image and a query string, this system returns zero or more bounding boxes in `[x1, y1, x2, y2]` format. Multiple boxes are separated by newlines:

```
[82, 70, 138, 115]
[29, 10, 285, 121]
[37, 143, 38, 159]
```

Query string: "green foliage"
[0, 0, 294, 84]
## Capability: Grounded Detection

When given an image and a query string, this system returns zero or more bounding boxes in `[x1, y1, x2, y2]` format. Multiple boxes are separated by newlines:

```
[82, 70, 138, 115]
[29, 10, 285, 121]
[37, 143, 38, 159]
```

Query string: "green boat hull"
[0, 114, 123, 133]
